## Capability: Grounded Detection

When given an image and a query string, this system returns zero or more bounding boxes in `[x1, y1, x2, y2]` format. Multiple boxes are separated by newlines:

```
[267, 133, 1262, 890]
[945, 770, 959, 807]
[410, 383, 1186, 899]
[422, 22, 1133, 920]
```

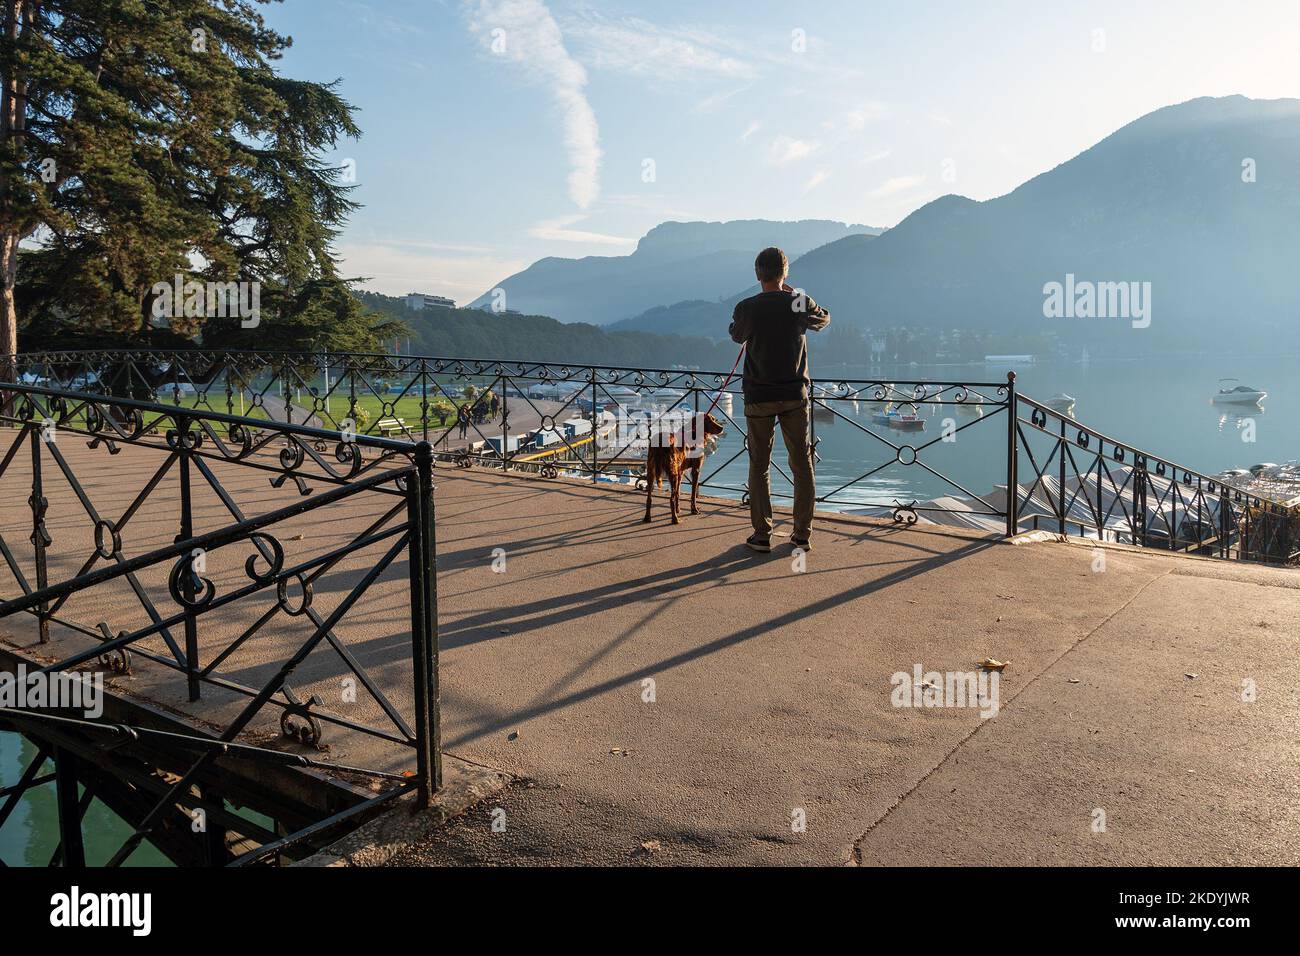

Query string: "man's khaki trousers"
[744, 398, 815, 539]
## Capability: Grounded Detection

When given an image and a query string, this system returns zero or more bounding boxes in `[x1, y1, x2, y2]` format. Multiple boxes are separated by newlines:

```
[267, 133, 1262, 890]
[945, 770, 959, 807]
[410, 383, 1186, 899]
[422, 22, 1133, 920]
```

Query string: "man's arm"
[728, 301, 751, 344]
[800, 293, 830, 332]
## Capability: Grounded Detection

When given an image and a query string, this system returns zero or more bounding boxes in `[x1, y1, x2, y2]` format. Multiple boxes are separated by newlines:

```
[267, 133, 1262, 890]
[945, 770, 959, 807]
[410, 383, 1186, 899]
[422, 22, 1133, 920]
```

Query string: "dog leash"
[702, 344, 745, 418]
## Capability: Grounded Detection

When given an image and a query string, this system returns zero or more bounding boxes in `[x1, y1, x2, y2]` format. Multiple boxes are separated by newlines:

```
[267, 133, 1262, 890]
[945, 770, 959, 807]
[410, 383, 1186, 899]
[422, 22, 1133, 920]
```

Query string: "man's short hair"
[754, 247, 788, 283]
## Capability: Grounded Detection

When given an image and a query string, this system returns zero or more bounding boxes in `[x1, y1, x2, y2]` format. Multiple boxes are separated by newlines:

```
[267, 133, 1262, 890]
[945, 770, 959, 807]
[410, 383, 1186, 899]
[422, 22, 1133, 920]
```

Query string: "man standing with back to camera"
[728, 247, 830, 553]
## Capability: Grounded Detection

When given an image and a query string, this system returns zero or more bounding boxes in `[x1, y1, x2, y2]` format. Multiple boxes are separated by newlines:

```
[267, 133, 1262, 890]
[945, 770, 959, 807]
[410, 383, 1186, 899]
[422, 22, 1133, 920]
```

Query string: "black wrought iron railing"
[0, 382, 440, 866]
[1012, 395, 1299, 563]
[9, 348, 1298, 565]
[11, 348, 1017, 522]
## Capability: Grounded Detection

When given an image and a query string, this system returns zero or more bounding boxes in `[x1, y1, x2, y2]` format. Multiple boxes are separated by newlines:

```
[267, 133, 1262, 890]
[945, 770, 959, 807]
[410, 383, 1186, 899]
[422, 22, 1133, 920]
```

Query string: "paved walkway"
[2, 431, 1297, 865]
[396, 469, 1300, 866]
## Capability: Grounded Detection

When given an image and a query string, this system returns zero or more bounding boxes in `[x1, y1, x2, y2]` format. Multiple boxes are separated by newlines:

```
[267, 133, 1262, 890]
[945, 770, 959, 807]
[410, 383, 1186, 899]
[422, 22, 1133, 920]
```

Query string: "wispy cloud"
[467, 0, 602, 209]
[529, 214, 634, 246]
[802, 169, 831, 193]
[870, 174, 927, 198]
[822, 102, 888, 132]
[767, 135, 820, 165]
[741, 120, 761, 143]
[861, 148, 892, 164]
[692, 86, 748, 114]
[562, 11, 758, 81]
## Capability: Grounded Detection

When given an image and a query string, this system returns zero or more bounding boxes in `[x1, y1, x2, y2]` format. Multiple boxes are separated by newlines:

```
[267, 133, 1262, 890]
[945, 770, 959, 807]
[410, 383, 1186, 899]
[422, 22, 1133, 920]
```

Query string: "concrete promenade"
[1, 430, 1297, 865]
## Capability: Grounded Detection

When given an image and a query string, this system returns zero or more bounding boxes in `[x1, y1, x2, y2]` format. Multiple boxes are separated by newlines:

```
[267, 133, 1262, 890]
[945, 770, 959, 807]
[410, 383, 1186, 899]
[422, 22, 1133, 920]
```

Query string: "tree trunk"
[0, 236, 17, 382]
[1, 0, 27, 382]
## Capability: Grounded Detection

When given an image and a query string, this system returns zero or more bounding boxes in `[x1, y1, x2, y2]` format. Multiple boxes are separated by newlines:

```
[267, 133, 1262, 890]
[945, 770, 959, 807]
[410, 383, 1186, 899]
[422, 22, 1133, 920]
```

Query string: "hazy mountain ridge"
[617, 95, 1300, 349]
[792, 95, 1300, 342]
[467, 219, 882, 325]
[609, 233, 882, 340]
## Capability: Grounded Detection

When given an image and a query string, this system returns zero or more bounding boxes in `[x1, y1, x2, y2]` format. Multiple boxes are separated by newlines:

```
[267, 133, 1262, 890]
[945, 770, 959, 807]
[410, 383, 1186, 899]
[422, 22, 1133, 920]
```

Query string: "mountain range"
[467, 219, 880, 325]
[475, 96, 1300, 351]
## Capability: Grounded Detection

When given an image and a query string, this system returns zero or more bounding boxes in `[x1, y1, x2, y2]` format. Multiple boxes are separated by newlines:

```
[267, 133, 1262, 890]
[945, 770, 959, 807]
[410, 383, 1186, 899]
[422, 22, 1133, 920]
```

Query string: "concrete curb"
[294, 756, 512, 867]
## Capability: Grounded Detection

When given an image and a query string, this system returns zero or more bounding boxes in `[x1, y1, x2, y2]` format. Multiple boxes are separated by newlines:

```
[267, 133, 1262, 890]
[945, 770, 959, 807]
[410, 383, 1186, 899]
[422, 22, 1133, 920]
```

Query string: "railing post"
[177, 413, 201, 702]
[29, 420, 50, 644]
[405, 441, 441, 807]
[420, 359, 429, 442]
[589, 368, 598, 482]
[1135, 463, 1148, 548]
[1005, 371, 1017, 537]
[347, 360, 358, 434]
[1058, 413, 1067, 535]
[500, 376, 508, 473]
[53, 747, 86, 869]
[1219, 490, 1231, 559]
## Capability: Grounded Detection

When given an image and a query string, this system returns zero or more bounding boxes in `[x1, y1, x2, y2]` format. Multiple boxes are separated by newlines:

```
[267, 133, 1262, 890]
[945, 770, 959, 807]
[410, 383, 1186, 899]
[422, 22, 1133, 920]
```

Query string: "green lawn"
[148, 390, 460, 433]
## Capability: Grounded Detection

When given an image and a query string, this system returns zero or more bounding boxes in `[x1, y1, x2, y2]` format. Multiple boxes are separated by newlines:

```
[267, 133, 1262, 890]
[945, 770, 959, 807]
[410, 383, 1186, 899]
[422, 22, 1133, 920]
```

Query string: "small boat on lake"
[871, 402, 926, 431]
[1211, 379, 1267, 405]
[1045, 393, 1076, 416]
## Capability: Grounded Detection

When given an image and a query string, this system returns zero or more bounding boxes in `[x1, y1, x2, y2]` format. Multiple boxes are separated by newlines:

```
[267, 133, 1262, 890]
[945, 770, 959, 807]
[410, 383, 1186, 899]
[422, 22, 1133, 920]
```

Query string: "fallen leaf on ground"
[977, 658, 1008, 671]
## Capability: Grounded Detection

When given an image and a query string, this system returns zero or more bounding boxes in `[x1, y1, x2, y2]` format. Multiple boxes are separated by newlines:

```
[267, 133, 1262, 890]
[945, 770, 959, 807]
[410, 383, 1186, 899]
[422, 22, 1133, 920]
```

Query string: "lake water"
[695, 353, 1298, 511]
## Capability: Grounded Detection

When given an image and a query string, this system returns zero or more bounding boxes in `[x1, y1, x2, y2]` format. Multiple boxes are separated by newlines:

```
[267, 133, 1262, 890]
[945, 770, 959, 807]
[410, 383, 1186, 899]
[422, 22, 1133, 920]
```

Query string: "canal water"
[0, 733, 170, 866]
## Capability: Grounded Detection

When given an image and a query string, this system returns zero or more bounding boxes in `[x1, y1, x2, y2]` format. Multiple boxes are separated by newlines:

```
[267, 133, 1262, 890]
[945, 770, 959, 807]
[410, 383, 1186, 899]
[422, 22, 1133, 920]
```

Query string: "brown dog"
[643, 412, 726, 524]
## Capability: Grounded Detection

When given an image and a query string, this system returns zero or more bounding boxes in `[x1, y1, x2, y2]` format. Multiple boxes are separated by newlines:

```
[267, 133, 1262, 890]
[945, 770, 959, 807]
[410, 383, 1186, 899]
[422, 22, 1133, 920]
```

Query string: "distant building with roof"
[405, 292, 456, 310]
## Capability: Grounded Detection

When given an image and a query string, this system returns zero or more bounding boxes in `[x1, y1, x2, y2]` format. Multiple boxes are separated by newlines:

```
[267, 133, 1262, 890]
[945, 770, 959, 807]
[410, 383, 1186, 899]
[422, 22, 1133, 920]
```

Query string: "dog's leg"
[689, 461, 701, 514]
[670, 463, 682, 524]
[643, 460, 654, 523]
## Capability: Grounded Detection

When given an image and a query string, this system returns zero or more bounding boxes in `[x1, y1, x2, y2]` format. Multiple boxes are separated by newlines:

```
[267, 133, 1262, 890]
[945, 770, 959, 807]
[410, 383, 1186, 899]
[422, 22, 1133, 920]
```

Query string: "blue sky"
[262, 0, 1300, 302]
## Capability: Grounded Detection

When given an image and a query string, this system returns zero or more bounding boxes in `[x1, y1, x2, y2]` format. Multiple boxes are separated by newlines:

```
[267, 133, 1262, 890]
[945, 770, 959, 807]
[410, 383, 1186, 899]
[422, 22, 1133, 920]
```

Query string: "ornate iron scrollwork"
[280, 687, 325, 749]
[168, 550, 216, 609]
[892, 500, 919, 525]
[276, 574, 313, 616]
[93, 519, 121, 558]
[242, 532, 286, 585]
[95, 623, 132, 674]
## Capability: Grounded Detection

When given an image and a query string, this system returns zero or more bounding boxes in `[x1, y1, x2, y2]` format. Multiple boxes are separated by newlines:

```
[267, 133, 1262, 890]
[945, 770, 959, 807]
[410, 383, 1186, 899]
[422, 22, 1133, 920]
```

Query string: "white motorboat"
[1045, 392, 1076, 416]
[1211, 379, 1267, 405]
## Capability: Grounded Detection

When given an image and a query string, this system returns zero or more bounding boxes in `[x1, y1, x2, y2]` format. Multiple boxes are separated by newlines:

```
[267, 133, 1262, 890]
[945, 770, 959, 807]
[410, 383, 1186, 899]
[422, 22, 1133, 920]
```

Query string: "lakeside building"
[405, 292, 456, 310]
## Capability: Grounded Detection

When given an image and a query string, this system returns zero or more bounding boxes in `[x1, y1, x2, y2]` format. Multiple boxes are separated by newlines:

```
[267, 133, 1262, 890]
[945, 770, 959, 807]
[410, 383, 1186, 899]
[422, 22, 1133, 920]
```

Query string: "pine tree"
[1, 0, 379, 370]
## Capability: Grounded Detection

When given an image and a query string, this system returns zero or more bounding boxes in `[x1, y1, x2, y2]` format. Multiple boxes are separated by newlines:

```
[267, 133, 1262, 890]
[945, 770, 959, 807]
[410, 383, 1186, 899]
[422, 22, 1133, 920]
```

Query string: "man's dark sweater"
[728, 289, 831, 404]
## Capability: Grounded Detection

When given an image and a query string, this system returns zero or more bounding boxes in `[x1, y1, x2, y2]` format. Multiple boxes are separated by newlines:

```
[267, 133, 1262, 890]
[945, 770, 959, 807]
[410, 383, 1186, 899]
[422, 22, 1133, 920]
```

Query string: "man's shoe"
[745, 534, 771, 553]
[791, 536, 812, 552]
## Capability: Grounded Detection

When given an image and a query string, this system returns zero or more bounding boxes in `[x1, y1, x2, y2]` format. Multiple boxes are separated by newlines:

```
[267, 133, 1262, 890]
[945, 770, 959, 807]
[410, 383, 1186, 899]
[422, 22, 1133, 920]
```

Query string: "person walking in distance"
[728, 247, 830, 553]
